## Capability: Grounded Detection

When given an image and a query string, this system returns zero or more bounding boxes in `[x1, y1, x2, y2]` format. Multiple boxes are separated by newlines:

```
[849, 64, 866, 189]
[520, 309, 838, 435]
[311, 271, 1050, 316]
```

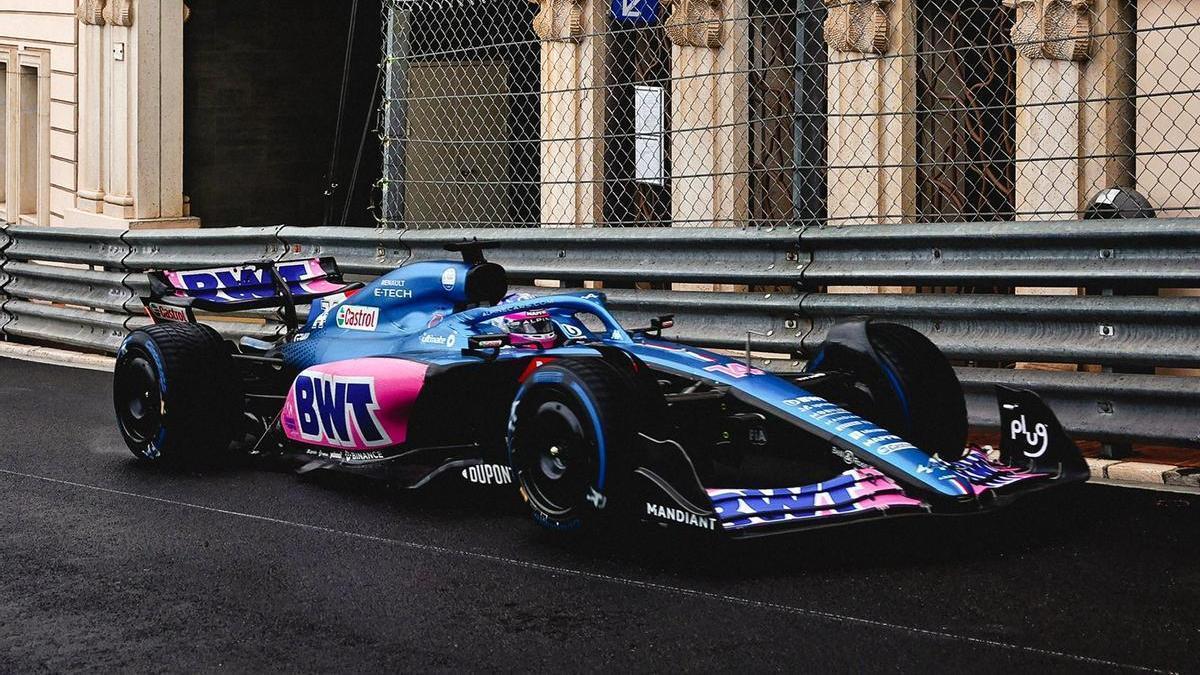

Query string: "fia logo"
[294, 373, 390, 448]
[1009, 413, 1049, 458]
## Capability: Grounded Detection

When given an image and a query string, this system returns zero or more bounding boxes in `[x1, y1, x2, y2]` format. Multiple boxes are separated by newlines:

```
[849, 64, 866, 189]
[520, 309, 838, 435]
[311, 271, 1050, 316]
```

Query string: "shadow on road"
[119, 454, 1133, 582]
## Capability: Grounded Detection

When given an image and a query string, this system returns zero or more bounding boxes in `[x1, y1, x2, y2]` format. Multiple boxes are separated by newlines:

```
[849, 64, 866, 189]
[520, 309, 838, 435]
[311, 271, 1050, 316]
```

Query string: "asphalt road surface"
[0, 357, 1196, 673]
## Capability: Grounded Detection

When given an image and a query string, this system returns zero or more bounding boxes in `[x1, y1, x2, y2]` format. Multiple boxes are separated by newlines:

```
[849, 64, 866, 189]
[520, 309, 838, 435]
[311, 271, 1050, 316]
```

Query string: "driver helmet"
[498, 309, 559, 350]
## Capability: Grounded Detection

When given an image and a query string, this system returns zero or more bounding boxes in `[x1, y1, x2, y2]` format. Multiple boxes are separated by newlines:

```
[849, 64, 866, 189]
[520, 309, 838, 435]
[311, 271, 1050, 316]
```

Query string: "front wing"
[633, 385, 1090, 539]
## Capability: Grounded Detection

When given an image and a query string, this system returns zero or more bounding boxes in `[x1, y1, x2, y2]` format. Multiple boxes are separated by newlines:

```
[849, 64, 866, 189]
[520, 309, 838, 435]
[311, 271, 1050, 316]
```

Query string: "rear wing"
[144, 257, 362, 333]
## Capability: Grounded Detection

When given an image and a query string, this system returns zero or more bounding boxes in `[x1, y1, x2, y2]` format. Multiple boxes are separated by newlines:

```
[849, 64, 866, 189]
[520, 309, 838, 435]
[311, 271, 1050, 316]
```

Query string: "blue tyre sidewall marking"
[806, 350, 824, 371]
[141, 336, 169, 458]
[567, 381, 606, 492]
[505, 380, 532, 469]
[508, 367, 608, 525]
[878, 361, 912, 429]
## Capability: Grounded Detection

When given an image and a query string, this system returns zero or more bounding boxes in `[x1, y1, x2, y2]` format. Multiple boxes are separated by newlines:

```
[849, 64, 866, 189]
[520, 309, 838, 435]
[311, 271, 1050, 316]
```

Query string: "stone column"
[35, 54, 51, 227]
[2, 46, 18, 224]
[823, 0, 915, 227]
[823, 0, 914, 294]
[66, 0, 197, 229]
[1006, 0, 1104, 370]
[101, 0, 134, 220]
[76, 0, 106, 213]
[531, 0, 606, 227]
[666, 0, 749, 228]
[132, 0, 187, 220]
[1006, 0, 1099, 220]
[1080, 0, 1135, 203]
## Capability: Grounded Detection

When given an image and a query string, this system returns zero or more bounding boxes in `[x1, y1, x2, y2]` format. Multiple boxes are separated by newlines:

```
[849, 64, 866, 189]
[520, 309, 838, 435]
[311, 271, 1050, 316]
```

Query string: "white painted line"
[0, 467, 1168, 673]
[0, 341, 114, 372]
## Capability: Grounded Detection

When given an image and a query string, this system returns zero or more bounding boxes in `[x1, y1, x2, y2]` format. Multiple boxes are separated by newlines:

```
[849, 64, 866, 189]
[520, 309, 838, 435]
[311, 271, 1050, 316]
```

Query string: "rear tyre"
[507, 358, 636, 532]
[808, 322, 968, 461]
[113, 323, 243, 463]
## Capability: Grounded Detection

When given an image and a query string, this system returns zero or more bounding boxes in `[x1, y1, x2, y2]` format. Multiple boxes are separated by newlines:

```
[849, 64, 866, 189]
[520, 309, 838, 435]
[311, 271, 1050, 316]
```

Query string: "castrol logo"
[335, 305, 379, 331]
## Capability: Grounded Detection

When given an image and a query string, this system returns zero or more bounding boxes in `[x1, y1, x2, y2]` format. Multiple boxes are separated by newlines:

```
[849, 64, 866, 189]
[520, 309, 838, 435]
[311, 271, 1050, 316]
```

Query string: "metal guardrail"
[0, 224, 12, 336]
[802, 293, 1200, 369]
[800, 219, 1200, 289]
[124, 226, 288, 271]
[961, 368, 1200, 448]
[0, 220, 1197, 448]
[405, 228, 803, 286]
[3, 299, 131, 353]
[280, 226, 408, 275]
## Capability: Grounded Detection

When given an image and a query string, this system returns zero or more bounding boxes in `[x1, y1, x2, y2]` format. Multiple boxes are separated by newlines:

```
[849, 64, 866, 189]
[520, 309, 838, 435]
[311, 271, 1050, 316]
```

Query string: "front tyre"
[507, 358, 635, 532]
[113, 323, 243, 463]
[808, 321, 968, 461]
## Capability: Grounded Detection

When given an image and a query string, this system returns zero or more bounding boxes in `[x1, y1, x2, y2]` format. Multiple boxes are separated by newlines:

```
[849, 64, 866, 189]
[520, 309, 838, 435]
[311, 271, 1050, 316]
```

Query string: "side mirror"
[632, 314, 675, 338]
[463, 333, 510, 360]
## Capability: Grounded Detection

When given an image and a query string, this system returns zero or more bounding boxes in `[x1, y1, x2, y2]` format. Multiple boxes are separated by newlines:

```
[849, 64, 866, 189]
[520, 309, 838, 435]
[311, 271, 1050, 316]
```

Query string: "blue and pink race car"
[113, 241, 1088, 538]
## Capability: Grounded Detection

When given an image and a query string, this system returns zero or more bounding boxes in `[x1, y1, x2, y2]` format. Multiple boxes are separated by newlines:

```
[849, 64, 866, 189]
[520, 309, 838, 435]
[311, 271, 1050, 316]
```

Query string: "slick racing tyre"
[507, 358, 636, 532]
[114, 323, 243, 463]
[808, 322, 968, 461]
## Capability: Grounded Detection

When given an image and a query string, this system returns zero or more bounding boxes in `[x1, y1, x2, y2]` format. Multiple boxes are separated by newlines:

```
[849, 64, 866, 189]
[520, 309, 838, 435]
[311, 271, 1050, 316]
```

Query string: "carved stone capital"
[103, 0, 133, 28]
[528, 0, 584, 42]
[76, 0, 106, 26]
[823, 0, 891, 55]
[1004, 0, 1091, 61]
[664, 0, 724, 49]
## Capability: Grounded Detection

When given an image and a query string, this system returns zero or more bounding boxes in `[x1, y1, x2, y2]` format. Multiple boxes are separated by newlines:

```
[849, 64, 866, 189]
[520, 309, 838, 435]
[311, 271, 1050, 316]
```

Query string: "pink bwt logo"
[174, 260, 317, 297]
[281, 358, 428, 450]
[703, 362, 765, 379]
[294, 374, 390, 448]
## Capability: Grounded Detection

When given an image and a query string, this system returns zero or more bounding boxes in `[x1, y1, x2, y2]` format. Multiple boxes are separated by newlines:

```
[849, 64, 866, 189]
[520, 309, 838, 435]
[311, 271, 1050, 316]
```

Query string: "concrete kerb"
[0, 341, 115, 372]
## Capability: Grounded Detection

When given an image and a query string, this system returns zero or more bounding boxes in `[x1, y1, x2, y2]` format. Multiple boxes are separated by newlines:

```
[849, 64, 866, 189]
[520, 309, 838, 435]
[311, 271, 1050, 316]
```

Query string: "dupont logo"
[461, 464, 513, 485]
[335, 305, 379, 331]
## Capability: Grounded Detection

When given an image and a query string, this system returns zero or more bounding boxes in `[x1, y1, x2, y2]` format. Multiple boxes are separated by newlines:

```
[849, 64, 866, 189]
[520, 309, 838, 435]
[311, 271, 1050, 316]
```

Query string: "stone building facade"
[382, 0, 1200, 229]
[1, 0, 379, 230]
[1, 1, 1197, 231]
[1, 0, 193, 229]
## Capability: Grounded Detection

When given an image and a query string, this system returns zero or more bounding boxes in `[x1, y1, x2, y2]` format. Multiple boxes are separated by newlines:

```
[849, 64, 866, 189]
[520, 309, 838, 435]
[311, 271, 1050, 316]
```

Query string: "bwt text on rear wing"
[142, 258, 361, 333]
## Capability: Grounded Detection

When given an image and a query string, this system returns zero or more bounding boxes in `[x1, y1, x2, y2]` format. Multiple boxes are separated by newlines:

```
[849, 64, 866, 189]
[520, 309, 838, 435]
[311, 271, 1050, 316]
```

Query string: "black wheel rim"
[116, 354, 162, 446]
[517, 399, 593, 516]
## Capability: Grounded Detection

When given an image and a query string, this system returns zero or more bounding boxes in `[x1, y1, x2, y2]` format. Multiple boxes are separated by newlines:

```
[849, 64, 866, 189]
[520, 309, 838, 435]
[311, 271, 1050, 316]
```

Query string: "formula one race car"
[113, 241, 1089, 538]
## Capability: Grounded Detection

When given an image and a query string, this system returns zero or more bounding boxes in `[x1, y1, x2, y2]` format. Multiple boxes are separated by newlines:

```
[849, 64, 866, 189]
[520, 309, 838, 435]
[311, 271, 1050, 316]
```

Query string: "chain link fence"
[375, 0, 1200, 229]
